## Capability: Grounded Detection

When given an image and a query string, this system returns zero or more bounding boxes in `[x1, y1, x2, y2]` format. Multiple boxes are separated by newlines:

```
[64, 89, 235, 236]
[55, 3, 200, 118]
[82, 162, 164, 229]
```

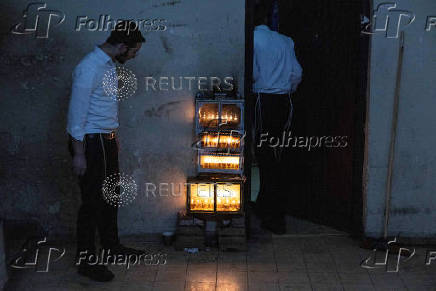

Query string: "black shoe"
[261, 216, 286, 235]
[109, 244, 145, 256]
[77, 264, 114, 282]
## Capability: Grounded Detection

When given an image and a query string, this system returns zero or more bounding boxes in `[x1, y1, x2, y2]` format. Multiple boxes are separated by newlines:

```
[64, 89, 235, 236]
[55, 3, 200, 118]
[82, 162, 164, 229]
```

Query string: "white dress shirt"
[67, 46, 119, 141]
[253, 25, 303, 94]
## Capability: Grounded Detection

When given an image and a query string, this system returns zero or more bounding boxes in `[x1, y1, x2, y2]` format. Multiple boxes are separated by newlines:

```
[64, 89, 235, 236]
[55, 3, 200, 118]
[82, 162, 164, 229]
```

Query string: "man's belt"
[86, 132, 117, 140]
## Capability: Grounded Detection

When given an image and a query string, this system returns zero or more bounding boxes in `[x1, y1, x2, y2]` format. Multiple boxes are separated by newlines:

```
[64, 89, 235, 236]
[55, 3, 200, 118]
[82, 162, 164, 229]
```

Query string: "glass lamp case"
[197, 152, 243, 175]
[195, 99, 244, 135]
[187, 176, 243, 215]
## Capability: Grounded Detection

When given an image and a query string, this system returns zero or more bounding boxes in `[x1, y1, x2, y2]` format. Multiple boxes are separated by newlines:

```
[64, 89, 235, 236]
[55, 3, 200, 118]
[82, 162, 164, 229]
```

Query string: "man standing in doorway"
[253, 3, 303, 234]
[67, 21, 144, 281]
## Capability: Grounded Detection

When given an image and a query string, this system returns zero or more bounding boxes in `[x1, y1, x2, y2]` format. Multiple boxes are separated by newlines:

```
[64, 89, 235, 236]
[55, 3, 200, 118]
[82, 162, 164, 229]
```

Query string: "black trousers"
[255, 93, 291, 220]
[76, 134, 119, 256]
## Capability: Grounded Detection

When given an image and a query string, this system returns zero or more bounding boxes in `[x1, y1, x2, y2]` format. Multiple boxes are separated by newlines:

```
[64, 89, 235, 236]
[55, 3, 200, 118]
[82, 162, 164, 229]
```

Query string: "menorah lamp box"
[186, 176, 244, 215]
[195, 97, 244, 135]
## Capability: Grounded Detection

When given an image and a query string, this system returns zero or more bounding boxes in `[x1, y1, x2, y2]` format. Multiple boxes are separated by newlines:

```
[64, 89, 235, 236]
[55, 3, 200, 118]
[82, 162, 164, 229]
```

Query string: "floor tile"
[277, 271, 310, 285]
[278, 283, 312, 291]
[117, 282, 153, 291]
[308, 272, 341, 285]
[156, 268, 187, 282]
[399, 271, 436, 286]
[304, 253, 337, 272]
[185, 281, 216, 291]
[247, 282, 279, 291]
[6, 233, 436, 291]
[247, 271, 278, 284]
[187, 266, 217, 283]
[368, 273, 406, 289]
[153, 281, 185, 291]
[217, 271, 247, 285]
[216, 282, 247, 291]
[342, 284, 374, 291]
[338, 272, 372, 285]
[311, 284, 344, 291]
[124, 266, 157, 283]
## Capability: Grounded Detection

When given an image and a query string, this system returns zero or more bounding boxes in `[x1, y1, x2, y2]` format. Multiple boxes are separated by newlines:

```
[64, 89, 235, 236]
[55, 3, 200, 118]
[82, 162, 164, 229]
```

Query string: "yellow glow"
[200, 155, 240, 170]
[198, 104, 219, 127]
[198, 103, 241, 128]
[221, 104, 241, 126]
[216, 184, 241, 212]
[189, 183, 214, 211]
[201, 134, 240, 149]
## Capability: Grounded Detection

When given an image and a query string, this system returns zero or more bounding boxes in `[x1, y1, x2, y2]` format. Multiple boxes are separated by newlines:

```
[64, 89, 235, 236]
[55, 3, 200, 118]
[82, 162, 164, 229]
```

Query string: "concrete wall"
[0, 221, 7, 289]
[364, 0, 436, 237]
[0, 0, 245, 237]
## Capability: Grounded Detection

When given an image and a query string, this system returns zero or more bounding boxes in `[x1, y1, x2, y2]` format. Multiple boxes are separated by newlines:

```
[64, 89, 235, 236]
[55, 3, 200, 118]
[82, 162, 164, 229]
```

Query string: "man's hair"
[106, 20, 145, 48]
[254, 2, 271, 27]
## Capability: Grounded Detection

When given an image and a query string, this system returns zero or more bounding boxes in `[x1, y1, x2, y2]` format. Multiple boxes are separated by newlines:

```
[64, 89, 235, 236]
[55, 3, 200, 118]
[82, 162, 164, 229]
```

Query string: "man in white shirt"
[253, 3, 303, 234]
[67, 21, 144, 282]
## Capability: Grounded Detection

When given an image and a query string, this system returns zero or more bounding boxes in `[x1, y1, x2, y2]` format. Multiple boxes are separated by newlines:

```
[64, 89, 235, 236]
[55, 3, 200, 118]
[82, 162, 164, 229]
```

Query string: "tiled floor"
[4, 212, 436, 291]
[4, 233, 436, 291]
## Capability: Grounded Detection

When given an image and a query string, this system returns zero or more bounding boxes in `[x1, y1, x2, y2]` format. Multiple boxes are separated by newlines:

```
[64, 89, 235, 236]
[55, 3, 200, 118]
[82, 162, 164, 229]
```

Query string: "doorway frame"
[243, 0, 371, 235]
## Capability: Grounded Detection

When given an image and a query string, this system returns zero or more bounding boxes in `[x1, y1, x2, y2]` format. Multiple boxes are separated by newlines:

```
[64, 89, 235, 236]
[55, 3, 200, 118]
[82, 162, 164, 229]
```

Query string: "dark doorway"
[246, 0, 370, 235]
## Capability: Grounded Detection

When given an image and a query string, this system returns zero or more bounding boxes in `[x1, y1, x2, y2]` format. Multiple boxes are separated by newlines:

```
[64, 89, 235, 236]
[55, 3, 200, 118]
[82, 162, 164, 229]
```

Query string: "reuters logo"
[102, 66, 137, 101]
[102, 172, 138, 207]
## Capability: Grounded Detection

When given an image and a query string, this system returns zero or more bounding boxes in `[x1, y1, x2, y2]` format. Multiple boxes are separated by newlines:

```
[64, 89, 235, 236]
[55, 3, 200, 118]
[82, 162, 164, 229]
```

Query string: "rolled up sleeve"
[290, 39, 303, 93]
[66, 65, 97, 141]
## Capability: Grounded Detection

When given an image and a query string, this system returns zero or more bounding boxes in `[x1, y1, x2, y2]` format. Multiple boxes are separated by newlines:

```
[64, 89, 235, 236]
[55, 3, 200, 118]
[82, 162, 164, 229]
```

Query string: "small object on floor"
[77, 264, 114, 282]
[222, 219, 231, 227]
[162, 231, 174, 246]
[184, 248, 199, 254]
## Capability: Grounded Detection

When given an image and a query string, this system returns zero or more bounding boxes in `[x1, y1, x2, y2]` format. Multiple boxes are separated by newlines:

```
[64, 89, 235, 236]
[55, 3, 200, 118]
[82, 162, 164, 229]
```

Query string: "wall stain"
[144, 100, 186, 118]
[160, 35, 173, 54]
[152, 0, 182, 8]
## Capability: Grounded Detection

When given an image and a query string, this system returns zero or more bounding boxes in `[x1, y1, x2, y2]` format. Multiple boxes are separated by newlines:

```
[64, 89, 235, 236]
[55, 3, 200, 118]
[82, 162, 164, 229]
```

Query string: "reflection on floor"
[4, 221, 436, 290]
[251, 166, 260, 203]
